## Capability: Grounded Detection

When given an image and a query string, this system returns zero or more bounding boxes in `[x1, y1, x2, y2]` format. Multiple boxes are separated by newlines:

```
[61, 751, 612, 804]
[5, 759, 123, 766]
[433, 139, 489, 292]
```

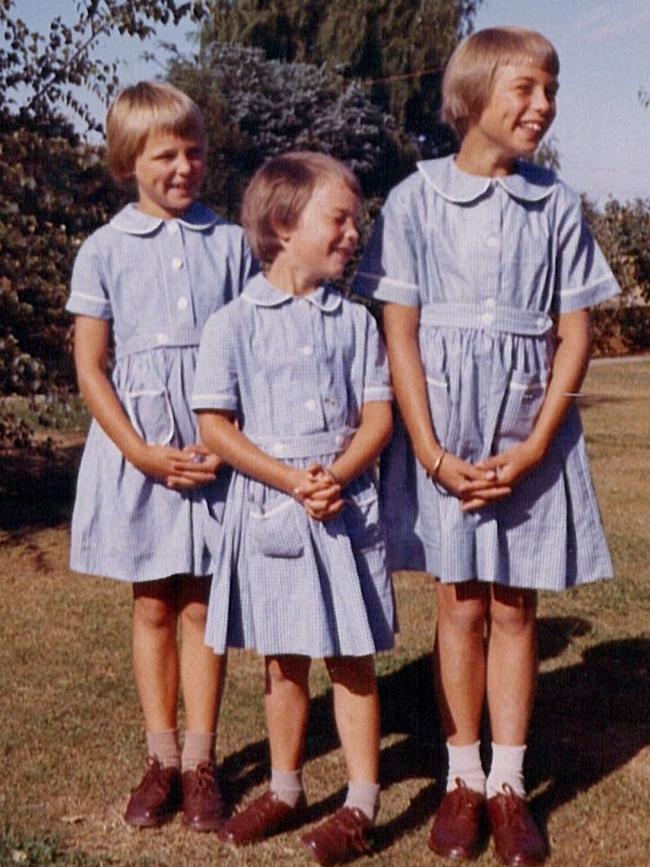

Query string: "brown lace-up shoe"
[218, 789, 307, 846]
[429, 778, 486, 860]
[487, 784, 547, 866]
[124, 757, 182, 828]
[301, 807, 373, 866]
[182, 761, 225, 832]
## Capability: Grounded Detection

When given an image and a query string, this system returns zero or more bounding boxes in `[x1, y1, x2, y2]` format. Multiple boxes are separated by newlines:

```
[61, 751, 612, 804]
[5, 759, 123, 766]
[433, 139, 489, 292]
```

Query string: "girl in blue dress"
[355, 27, 620, 866]
[66, 82, 253, 831]
[192, 152, 395, 865]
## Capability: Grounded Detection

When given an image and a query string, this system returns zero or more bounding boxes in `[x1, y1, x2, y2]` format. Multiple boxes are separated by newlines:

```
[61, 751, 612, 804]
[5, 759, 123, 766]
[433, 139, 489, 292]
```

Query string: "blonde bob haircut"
[242, 151, 361, 268]
[442, 26, 559, 140]
[106, 81, 205, 184]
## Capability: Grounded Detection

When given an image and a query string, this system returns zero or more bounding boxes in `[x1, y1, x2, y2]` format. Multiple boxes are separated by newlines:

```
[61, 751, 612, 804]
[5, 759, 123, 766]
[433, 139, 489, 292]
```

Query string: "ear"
[271, 217, 292, 247]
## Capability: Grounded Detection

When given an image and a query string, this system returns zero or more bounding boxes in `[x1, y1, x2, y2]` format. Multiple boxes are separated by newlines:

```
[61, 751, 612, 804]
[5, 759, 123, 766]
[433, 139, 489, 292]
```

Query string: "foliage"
[199, 0, 482, 155]
[168, 43, 417, 216]
[0, 1, 208, 450]
[585, 196, 650, 354]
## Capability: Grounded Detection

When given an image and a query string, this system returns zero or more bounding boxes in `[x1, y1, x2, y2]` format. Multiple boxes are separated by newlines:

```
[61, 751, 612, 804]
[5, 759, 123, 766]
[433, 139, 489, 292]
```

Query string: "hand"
[432, 450, 512, 512]
[167, 444, 222, 490]
[473, 439, 545, 501]
[292, 464, 344, 522]
[130, 442, 219, 490]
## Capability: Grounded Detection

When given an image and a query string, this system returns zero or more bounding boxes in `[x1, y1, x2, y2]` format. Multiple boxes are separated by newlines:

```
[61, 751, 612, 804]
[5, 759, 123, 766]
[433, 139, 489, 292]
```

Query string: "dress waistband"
[421, 302, 552, 336]
[250, 428, 356, 459]
[115, 328, 202, 360]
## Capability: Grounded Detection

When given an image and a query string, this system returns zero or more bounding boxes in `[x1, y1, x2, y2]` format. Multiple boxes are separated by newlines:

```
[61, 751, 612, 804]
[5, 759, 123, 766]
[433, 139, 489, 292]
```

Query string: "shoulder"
[513, 161, 580, 210]
[339, 293, 380, 331]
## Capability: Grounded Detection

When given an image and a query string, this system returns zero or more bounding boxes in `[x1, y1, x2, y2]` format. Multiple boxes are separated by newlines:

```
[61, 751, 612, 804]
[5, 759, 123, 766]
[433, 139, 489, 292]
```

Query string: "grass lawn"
[1, 358, 648, 867]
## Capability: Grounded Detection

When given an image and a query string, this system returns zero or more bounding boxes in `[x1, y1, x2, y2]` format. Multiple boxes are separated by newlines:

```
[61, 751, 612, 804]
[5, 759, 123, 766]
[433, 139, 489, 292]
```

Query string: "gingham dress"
[354, 156, 620, 590]
[66, 203, 253, 582]
[191, 274, 396, 656]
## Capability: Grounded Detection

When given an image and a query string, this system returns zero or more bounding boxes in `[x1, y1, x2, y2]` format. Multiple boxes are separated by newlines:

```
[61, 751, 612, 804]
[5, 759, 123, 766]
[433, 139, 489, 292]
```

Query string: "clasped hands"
[132, 442, 222, 489]
[433, 439, 544, 512]
[291, 463, 344, 522]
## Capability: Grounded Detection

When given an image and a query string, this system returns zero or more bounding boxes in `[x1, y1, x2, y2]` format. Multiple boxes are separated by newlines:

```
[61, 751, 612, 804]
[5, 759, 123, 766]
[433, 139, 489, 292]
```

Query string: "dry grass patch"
[1, 359, 649, 866]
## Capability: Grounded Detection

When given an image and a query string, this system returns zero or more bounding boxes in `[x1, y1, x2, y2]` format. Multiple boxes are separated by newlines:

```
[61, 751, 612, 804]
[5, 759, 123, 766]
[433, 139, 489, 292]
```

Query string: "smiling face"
[270, 175, 360, 293]
[133, 130, 206, 219]
[459, 62, 558, 175]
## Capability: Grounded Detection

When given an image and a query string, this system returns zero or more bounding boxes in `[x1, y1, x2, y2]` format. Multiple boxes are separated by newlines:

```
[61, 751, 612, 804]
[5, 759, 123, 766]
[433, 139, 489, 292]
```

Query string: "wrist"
[426, 446, 447, 481]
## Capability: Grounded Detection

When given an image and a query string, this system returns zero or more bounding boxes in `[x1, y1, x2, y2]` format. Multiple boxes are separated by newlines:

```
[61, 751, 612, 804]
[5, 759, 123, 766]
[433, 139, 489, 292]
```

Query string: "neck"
[455, 132, 516, 177]
[265, 259, 319, 296]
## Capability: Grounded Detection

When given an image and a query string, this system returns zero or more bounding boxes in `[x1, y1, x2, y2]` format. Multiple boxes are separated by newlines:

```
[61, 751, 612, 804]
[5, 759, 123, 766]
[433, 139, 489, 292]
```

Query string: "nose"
[533, 87, 554, 116]
[345, 218, 359, 244]
[176, 152, 192, 175]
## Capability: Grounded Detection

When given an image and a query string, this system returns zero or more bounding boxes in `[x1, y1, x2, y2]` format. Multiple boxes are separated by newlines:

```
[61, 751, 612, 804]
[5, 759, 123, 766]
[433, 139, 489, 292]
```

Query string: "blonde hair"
[106, 81, 205, 183]
[442, 27, 559, 140]
[241, 151, 361, 267]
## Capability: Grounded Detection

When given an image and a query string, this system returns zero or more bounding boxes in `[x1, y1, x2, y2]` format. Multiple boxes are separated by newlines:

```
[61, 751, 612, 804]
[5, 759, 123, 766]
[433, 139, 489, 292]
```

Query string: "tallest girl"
[355, 27, 619, 866]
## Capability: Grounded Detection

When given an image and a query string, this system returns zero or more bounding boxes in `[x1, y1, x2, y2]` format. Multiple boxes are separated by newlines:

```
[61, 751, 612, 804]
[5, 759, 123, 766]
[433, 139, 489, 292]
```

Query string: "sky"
[14, 0, 650, 203]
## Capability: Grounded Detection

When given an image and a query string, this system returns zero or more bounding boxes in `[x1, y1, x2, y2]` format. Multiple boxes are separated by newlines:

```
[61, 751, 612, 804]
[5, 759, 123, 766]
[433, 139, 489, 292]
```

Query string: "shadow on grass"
[0, 443, 82, 530]
[218, 617, 649, 856]
[529, 632, 650, 821]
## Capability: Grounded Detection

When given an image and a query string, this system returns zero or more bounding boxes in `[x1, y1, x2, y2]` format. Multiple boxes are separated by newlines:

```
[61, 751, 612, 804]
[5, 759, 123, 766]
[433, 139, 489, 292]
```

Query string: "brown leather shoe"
[124, 757, 182, 828]
[218, 789, 307, 846]
[429, 778, 486, 860]
[182, 761, 225, 832]
[487, 784, 547, 866]
[301, 807, 373, 866]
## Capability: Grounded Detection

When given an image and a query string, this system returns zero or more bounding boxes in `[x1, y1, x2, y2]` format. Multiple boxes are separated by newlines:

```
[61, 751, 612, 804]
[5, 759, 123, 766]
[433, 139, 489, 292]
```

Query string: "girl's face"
[462, 62, 558, 172]
[278, 176, 360, 289]
[133, 130, 206, 219]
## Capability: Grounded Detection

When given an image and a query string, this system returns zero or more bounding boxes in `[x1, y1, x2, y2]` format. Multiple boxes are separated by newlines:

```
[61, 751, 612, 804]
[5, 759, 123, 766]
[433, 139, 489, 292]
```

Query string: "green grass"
[1, 359, 648, 866]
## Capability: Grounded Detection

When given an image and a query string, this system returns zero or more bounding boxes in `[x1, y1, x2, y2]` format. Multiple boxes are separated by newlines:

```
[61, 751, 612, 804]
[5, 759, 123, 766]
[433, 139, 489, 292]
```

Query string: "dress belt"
[115, 328, 202, 360]
[420, 302, 552, 336]
[249, 428, 357, 459]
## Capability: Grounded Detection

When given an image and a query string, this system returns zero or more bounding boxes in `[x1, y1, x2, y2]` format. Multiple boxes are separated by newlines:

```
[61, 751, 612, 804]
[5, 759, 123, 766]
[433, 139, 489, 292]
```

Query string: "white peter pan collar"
[417, 155, 557, 203]
[242, 274, 342, 312]
[110, 202, 221, 235]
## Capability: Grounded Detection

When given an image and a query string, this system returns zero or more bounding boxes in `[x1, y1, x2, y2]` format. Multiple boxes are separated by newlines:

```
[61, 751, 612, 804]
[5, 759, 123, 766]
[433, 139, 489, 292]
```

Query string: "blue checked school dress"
[66, 203, 254, 582]
[191, 274, 396, 657]
[354, 156, 620, 591]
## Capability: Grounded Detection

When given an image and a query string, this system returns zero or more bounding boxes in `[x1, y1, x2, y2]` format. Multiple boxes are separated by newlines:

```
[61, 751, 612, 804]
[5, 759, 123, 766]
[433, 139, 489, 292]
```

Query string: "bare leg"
[325, 655, 380, 783]
[132, 578, 180, 732]
[487, 586, 538, 745]
[434, 581, 489, 745]
[178, 576, 226, 734]
[265, 655, 311, 771]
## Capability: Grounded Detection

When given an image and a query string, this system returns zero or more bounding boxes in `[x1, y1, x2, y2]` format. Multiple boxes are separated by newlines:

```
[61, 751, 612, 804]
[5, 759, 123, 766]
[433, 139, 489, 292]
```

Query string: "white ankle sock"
[486, 743, 526, 799]
[344, 781, 380, 822]
[270, 767, 304, 807]
[446, 741, 486, 795]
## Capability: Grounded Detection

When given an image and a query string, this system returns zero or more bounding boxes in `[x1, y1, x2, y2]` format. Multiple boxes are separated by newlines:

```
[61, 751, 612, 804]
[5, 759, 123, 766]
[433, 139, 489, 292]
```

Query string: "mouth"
[519, 120, 546, 136]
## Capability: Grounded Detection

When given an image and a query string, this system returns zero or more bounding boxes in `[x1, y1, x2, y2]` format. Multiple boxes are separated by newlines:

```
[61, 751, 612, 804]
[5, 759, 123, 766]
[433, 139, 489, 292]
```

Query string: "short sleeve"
[66, 235, 112, 319]
[553, 184, 621, 313]
[362, 310, 393, 403]
[192, 307, 240, 413]
[354, 183, 421, 307]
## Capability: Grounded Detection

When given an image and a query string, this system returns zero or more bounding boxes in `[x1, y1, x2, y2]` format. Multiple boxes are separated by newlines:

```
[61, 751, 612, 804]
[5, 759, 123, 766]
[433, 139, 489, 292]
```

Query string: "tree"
[0, 1, 207, 450]
[168, 43, 416, 216]
[199, 0, 482, 155]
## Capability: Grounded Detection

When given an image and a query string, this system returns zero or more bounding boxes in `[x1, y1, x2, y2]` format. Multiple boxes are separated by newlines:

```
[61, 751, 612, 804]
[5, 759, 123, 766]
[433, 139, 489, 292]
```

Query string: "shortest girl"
[192, 152, 395, 865]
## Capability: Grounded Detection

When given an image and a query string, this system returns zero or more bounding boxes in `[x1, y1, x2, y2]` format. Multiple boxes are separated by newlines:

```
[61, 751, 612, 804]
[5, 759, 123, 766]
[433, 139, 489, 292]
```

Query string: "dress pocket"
[249, 497, 305, 558]
[342, 477, 385, 550]
[425, 368, 450, 444]
[497, 371, 547, 445]
[126, 388, 175, 445]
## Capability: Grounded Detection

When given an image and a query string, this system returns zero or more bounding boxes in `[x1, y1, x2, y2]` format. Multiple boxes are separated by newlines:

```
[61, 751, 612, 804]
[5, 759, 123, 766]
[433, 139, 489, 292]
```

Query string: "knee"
[180, 599, 209, 632]
[133, 594, 176, 632]
[326, 655, 376, 695]
[490, 590, 537, 637]
[438, 595, 488, 636]
[265, 655, 310, 690]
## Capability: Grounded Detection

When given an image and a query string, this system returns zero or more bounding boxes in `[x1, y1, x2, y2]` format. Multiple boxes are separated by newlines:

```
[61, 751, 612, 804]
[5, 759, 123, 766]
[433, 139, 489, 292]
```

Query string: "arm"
[383, 302, 510, 508]
[74, 316, 218, 488]
[328, 400, 393, 487]
[478, 309, 591, 487]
